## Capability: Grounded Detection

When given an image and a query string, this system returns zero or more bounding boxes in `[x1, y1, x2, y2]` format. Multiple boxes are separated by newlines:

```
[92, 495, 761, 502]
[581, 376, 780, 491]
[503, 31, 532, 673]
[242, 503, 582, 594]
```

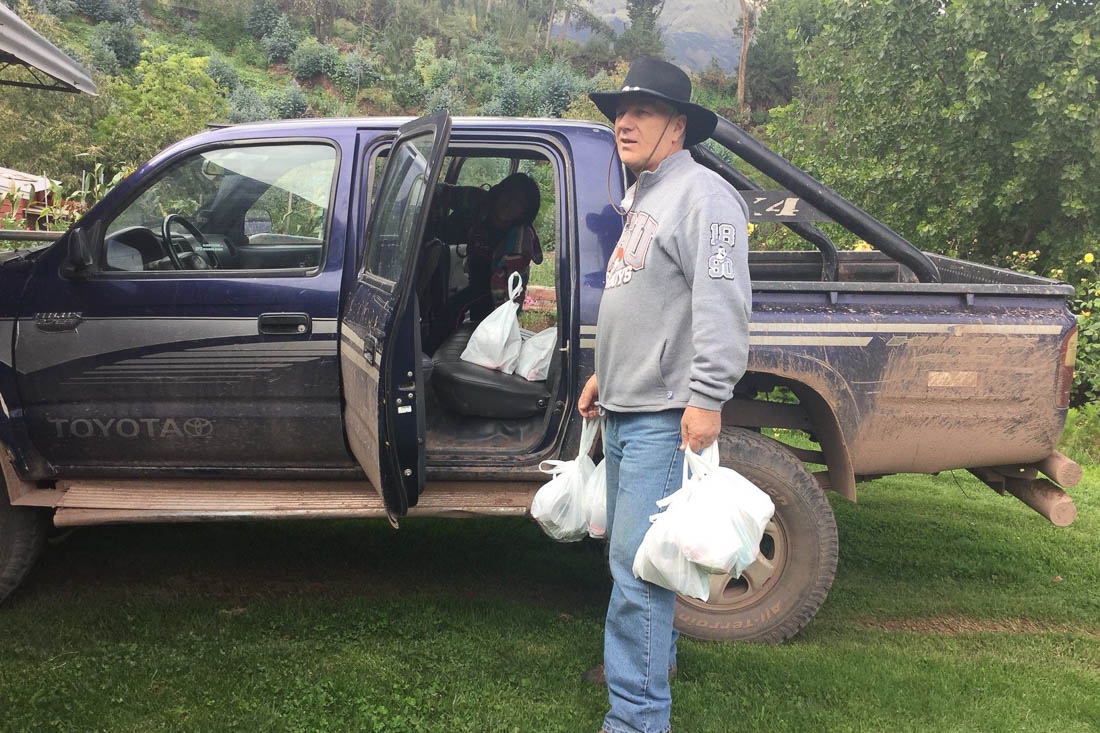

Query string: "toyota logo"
[183, 418, 214, 438]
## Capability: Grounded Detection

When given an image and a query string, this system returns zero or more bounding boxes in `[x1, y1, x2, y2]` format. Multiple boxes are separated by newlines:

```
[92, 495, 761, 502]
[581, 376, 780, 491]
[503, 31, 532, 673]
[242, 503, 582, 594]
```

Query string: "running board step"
[33, 479, 540, 528]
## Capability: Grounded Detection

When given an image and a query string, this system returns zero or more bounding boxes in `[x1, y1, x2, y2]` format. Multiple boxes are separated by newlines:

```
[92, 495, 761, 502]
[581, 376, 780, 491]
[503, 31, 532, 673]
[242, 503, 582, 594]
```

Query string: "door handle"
[258, 312, 311, 335]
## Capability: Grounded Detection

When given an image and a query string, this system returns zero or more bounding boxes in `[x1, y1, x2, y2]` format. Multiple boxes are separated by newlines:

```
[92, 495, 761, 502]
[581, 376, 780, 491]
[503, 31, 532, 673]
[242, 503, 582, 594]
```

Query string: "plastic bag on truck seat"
[631, 498, 711, 601]
[584, 457, 607, 539]
[531, 417, 598, 542]
[460, 271, 523, 374]
[516, 327, 557, 382]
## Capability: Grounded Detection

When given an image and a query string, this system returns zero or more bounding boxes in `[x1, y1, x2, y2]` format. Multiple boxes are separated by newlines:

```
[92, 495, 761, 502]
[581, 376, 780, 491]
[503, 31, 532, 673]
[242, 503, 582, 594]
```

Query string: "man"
[577, 57, 752, 733]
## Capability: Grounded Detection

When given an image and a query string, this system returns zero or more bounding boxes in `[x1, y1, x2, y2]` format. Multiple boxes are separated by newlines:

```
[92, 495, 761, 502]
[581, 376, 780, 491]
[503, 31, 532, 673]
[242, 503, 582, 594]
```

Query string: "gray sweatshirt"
[595, 149, 751, 413]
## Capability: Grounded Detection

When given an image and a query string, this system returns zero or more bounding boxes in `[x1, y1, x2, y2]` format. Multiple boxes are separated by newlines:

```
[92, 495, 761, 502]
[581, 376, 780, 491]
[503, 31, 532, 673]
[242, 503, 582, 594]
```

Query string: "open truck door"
[340, 112, 452, 519]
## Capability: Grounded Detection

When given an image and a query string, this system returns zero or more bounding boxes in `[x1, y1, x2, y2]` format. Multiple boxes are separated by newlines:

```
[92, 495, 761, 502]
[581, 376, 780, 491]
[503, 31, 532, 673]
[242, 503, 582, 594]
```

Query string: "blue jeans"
[601, 409, 684, 733]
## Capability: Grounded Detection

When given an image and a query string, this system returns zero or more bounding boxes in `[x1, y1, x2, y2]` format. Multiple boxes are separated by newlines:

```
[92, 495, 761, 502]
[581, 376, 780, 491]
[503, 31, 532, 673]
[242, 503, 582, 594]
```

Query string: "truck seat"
[431, 325, 555, 419]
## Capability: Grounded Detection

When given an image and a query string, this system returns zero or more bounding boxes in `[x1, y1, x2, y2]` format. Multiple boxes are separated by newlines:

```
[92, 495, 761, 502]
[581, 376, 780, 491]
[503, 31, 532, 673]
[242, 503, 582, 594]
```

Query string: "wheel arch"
[722, 352, 859, 501]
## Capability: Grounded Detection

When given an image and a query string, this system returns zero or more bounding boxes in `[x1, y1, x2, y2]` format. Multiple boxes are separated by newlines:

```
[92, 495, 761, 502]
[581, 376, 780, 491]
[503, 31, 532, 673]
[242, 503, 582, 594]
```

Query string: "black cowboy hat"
[589, 57, 718, 147]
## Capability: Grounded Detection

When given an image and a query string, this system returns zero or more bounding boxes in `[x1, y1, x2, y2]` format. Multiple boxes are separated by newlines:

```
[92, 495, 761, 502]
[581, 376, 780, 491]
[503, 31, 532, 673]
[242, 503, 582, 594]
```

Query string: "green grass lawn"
[2, 468, 1098, 732]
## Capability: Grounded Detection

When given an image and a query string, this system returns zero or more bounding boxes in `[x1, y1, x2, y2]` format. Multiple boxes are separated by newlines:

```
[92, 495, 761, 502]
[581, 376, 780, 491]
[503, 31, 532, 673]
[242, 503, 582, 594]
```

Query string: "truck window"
[455, 157, 511, 189]
[364, 135, 435, 283]
[100, 143, 337, 273]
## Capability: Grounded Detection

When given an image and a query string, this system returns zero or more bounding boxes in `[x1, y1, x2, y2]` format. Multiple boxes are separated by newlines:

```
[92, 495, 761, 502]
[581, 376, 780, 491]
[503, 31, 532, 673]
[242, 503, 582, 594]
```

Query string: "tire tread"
[674, 427, 839, 643]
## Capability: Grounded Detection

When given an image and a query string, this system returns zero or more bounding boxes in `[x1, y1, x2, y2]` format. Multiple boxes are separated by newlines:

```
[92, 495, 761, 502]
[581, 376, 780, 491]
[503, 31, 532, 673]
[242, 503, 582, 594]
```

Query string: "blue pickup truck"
[0, 112, 1081, 643]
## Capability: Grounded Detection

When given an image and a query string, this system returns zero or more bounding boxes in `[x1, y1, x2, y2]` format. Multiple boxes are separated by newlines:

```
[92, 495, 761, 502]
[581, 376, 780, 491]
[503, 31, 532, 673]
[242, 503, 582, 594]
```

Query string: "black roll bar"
[709, 116, 941, 283]
[689, 144, 839, 282]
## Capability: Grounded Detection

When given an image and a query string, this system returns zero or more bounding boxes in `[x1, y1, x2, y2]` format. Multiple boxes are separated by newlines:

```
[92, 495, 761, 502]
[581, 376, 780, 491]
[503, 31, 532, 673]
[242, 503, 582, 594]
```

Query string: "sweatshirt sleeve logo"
[605, 211, 658, 290]
[708, 222, 738, 280]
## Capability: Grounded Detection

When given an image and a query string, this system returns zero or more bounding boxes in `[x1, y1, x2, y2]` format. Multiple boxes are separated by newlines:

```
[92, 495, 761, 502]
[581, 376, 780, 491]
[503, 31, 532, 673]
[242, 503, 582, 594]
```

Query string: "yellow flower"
[746, 222, 755, 235]
[853, 240, 872, 251]
[1085, 252, 1095, 263]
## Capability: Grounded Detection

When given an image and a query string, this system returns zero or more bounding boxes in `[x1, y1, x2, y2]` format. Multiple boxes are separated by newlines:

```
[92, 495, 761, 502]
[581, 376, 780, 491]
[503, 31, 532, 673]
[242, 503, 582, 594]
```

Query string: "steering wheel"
[162, 214, 216, 269]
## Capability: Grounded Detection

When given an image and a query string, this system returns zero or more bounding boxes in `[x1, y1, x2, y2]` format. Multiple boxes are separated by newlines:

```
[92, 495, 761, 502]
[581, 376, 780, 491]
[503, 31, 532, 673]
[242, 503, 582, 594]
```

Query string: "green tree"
[92, 45, 228, 168]
[743, 0, 822, 111]
[290, 0, 356, 41]
[246, 0, 280, 38]
[261, 15, 299, 63]
[766, 0, 1100, 273]
[206, 52, 240, 94]
[618, 0, 664, 58]
[91, 20, 141, 70]
[288, 37, 339, 80]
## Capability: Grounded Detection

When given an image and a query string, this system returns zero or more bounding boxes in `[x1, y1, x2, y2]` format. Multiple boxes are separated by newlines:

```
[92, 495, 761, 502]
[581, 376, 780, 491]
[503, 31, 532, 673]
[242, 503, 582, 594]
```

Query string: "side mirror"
[59, 227, 94, 278]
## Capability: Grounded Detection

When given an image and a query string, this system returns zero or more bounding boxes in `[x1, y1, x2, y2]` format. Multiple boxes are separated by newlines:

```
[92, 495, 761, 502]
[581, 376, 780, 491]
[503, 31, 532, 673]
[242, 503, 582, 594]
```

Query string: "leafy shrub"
[480, 65, 520, 116]
[331, 17, 358, 42]
[424, 56, 457, 91]
[116, 0, 139, 22]
[524, 62, 586, 118]
[234, 39, 266, 68]
[206, 53, 239, 95]
[91, 21, 140, 70]
[227, 85, 274, 123]
[31, 0, 76, 17]
[456, 39, 500, 100]
[227, 86, 273, 123]
[86, 33, 120, 75]
[1073, 276, 1100, 407]
[391, 71, 425, 110]
[247, 0, 280, 40]
[413, 36, 457, 91]
[288, 37, 338, 80]
[1058, 403, 1100, 465]
[197, 10, 250, 53]
[271, 82, 307, 118]
[75, 0, 117, 22]
[310, 94, 354, 118]
[260, 15, 298, 64]
[424, 86, 464, 115]
[332, 52, 380, 100]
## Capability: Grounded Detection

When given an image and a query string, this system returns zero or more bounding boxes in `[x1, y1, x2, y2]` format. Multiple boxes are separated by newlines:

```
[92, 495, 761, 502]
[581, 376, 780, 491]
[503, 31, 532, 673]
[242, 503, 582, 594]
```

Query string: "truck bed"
[740, 250, 1076, 481]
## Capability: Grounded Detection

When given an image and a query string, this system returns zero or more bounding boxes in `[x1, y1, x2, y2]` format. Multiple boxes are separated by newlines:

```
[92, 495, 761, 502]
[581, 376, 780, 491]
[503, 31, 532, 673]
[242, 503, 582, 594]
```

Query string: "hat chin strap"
[607, 114, 677, 218]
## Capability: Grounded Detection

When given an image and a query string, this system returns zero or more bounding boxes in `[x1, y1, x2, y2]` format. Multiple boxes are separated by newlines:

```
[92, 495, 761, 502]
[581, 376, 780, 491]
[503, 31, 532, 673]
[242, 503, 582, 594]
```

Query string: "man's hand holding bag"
[632, 443, 775, 600]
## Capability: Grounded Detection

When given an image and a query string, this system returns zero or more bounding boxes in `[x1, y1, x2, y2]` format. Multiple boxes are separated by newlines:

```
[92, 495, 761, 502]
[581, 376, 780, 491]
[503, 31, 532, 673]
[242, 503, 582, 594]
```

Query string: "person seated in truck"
[424, 172, 543, 353]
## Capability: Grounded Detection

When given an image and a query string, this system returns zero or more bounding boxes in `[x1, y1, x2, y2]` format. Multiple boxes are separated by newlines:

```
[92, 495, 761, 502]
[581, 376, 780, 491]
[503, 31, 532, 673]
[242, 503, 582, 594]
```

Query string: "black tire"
[674, 427, 838, 643]
[0, 477, 48, 605]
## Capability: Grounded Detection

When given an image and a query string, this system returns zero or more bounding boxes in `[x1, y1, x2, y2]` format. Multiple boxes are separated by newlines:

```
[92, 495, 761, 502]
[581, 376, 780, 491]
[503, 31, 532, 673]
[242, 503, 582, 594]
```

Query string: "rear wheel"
[674, 427, 838, 643]
[0, 477, 48, 604]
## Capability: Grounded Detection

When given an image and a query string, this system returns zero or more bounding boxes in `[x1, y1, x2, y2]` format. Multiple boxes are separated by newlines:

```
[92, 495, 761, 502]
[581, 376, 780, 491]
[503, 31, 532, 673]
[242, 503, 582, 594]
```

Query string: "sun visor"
[0, 4, 96, 95]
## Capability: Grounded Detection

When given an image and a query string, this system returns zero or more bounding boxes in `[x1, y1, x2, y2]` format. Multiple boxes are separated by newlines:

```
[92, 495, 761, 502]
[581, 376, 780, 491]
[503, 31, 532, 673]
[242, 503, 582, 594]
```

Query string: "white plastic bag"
[632, 443, 775, 600]
[531, 417, 598, 542]
[584, 458, 607, 539]
[460, 271, 523, 373]
[516, 327, 557, 381]
[631, 499, 712, 601]
[663, 445, 775, 578]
